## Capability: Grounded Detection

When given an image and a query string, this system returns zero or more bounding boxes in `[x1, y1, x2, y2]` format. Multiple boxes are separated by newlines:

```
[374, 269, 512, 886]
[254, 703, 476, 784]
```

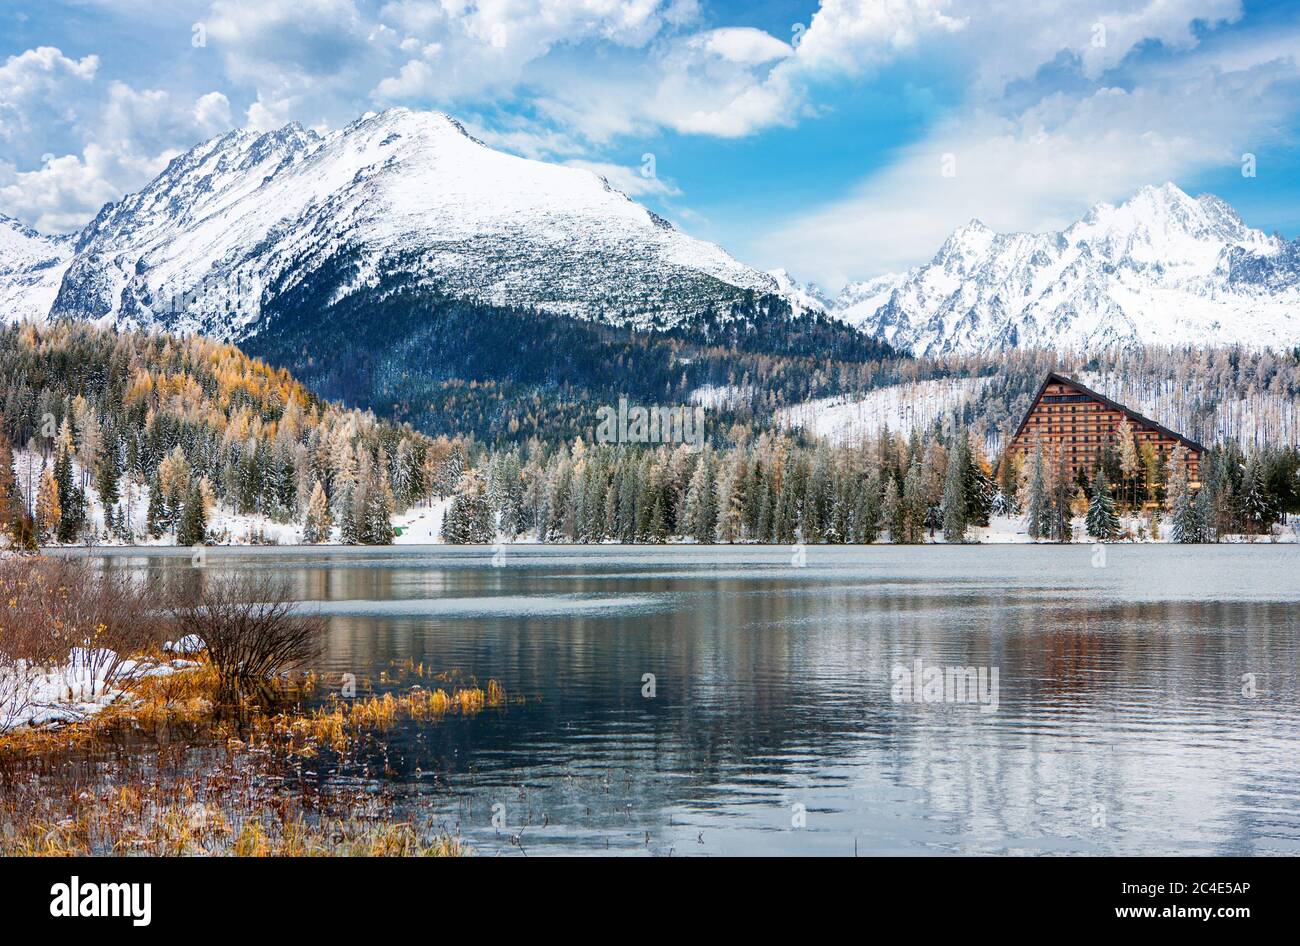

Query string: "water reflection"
[85, 545, 1300, 856]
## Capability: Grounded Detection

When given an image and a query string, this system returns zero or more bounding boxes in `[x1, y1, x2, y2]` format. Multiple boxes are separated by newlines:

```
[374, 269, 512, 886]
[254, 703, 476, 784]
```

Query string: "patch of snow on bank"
[1, 648, 195, 732]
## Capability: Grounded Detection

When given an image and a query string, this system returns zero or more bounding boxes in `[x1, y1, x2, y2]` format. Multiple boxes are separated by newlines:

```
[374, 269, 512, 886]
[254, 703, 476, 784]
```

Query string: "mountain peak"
[342, 107, 482, 145]
[843, 184, 1297, 355]
[21, 106, 775, 337]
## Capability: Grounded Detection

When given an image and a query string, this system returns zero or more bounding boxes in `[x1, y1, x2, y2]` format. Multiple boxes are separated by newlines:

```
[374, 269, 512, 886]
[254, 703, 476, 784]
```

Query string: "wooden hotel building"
[1005, 372, 1206, 489]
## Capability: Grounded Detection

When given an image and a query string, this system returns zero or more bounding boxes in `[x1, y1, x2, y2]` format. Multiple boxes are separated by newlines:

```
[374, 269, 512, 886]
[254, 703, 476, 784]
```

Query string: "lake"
[86, 544, 1300, 856]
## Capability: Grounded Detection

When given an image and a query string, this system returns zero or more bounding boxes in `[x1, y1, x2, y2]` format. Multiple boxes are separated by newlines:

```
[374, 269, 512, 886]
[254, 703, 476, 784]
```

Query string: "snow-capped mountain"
[0, 214, 72, 324]
[12, 108, 788, 339]
[830, 273, 906, 329]
[767, 268, 830, 315]
[842, 183, 1300, 354]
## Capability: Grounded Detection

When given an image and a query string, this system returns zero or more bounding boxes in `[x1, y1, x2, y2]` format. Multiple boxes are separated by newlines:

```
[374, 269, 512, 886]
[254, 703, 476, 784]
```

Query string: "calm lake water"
[91, 544, 1300, 856]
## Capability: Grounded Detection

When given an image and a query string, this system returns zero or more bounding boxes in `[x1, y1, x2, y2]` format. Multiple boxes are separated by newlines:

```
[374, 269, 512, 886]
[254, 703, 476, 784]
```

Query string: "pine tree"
[1024, 440, 1049, 541]
[146, 470, 167, 539]
[1049, 447, 1073, 542]
[941, 437, 969, 543]
[1086, 467, 1120, 540]
[441, 470, 494, 543]
[176, 481, 207, 546]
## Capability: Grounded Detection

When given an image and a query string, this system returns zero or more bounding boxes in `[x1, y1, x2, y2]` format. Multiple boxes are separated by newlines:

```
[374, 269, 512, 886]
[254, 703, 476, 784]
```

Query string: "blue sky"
[2, 0, 1298, 289]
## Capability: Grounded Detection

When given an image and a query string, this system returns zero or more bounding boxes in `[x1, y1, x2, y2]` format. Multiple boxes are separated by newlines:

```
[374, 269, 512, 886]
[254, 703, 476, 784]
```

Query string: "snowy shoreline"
[0, 646, 198, 733]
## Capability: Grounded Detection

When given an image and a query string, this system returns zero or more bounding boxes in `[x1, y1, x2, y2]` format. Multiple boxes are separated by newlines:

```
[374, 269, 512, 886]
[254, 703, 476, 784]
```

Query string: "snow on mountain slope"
[777, 376, 990, 445]
[43, 108, 778, 338]
[830, 272, 905, 330]
[845, 183, 1300, 355]
[767, 268, 830, 315]
[0, 214, 72, 324]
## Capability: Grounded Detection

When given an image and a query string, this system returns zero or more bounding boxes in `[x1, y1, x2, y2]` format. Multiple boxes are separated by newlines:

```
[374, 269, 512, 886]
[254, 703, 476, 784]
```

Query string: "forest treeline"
[1, 323, 1295, 548]
[0, 324, 469, 547]
[440, 418, 1300, 545]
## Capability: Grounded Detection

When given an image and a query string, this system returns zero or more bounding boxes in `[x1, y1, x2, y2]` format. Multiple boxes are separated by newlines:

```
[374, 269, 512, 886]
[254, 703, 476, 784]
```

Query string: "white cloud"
[370, 0, 699, 104]
[0, 145, 136, 232]
[794, 0, 966, 73]
[695, 28, 791, 66]
[627, 1, 965, 139]
[0, 47, 99, 156]
[758, 51, 1300, 286]
[0, 45, 237, 232]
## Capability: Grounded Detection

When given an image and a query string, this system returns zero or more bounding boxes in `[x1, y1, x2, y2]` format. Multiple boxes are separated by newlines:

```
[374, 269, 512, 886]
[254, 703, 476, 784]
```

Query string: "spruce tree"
[1086, 467, 1120, 540]
[176, 481, 207, 546]
[1240, 456, 1275, 536]
[941, 437, 969, 543]
[995, 451, 1021, 516]
[901, 463, 925, 543]
[337, 484, 359, 545]
[146, 470, 167, 539]
[882, 477, 902, 543]
[441, 470, 493, 543]
[365, 473, 396, 545]
[1049, 448, 1074, 542]
[1025, 440, 1049, 541]
[95, 448, 120, 510]
[682, 449, 716, 544]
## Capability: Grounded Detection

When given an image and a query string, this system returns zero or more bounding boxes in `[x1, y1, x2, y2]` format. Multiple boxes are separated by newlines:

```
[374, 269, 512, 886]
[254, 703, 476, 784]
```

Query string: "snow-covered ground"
[776, 376, 991, 445]
[0, 645, 197, 732]
[16, 448, 458, 547]
[969, 514, 1297, 544]
[392, 497, 452, 544]
[689, 383, 755, 411]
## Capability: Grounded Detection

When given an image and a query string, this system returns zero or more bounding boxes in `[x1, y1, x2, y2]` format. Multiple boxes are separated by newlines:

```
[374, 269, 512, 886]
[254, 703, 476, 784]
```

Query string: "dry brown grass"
[0, 663, 469, 857]
[0, 559, 491, 857]
[0, 658, 487, 856]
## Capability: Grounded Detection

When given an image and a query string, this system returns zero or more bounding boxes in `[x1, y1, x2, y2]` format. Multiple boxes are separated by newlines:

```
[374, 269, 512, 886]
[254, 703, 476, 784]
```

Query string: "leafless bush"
[0, 557, 172, 730]
[171, 572, 322, 700]
[0, 651, 36, 733]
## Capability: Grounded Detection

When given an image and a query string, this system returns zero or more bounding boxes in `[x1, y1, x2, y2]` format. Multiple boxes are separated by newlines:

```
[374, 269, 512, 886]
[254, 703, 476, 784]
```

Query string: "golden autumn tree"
[35, 465, 60, 543]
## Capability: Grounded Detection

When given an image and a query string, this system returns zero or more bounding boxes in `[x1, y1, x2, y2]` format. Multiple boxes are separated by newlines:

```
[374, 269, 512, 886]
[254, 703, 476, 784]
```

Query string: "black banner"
[2, 856, 1277, 933]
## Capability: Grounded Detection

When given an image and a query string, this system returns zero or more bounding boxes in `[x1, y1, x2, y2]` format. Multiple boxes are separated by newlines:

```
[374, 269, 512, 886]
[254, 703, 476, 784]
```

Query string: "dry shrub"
[171, 572, 323, 701]
[0, 557, 171, 731]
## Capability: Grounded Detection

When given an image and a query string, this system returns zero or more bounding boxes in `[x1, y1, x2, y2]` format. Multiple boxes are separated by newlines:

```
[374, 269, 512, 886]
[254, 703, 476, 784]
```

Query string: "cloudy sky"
[2, 0, 1298, 289]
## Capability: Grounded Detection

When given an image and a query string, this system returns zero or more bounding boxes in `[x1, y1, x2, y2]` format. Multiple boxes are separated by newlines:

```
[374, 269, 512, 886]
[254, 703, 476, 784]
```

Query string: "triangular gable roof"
[1011, 371, 1208, 454]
